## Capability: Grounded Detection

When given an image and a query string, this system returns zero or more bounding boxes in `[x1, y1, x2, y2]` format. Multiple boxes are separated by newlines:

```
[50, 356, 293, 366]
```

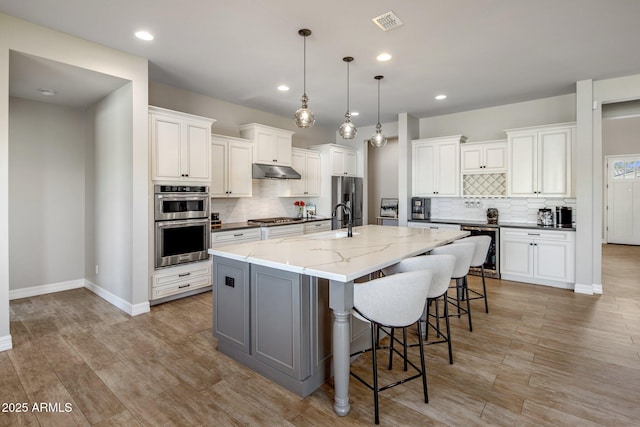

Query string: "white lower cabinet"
[261, 224, 305, 240]
[211, 228, 261, 248]
[151, 260, 212, 300]
[500, 228, 575, 288]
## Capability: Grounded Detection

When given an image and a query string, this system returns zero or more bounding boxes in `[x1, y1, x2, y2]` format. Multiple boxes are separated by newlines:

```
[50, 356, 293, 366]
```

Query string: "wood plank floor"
[2, 244, 639, 426]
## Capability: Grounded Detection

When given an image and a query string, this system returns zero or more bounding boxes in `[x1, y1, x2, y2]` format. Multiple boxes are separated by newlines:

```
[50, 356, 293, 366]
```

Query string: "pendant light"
[294, 29, 315, 128]
[370, 75, 387, 147]
[338, 56, 357, 139]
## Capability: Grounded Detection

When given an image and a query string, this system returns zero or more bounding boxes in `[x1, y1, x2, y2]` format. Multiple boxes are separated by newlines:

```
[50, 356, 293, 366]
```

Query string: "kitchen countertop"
[410, 218, 576, 231]
[209, 224, 468, 282]
[211, 216, 331, 232]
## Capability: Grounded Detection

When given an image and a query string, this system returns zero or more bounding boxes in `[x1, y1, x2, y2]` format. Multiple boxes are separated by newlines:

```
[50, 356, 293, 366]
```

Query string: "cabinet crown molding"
[149, 105, 216, 125]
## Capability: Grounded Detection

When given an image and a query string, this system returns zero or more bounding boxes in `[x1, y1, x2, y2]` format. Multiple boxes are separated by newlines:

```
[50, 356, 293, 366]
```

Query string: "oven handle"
[155, 194, 208, 201]
[156, 218, 209, 228]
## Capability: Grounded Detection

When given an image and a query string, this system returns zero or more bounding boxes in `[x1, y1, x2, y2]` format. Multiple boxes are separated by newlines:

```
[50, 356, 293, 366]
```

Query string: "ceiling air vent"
[372, 11, 404, 31]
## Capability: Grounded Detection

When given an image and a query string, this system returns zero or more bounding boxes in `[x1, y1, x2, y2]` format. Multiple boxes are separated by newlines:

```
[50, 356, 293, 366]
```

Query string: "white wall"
[149, 81, 336, 148]
[603, 115, 640, 156]
[418, 94, 577, 141]
[367, 137, 398, 223]
[1, 13, 149, 350]
[91, 84, 134, 301]
[8, 97, 86, 290]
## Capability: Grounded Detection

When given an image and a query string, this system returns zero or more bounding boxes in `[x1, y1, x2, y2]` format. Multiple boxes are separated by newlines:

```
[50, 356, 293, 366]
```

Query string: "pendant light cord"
[346, 60, 350, 112]
[302, 35, 307, 96]
[377, 78, 381, 125]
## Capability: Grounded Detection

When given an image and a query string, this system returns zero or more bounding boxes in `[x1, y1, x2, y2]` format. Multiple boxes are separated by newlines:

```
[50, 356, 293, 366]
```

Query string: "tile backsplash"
[430, 197, 576, 224]
[210, 180, 319, 223]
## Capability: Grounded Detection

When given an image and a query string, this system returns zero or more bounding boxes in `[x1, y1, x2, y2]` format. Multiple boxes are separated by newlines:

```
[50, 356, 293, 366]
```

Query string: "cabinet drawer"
[501, 228, 573, 241]
[152, 276, 211, 299]
[304, 221, 331, 234]
[153, 262, 211, 287]
[211, 228, 261, 246]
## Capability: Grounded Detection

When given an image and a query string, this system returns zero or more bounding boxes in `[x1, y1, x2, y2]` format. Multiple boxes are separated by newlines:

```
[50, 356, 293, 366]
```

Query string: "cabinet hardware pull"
[178, 284, 191, 289]
[178, 272, 191, 277]
[234, 233, 243, 237]
[528, 233, 540, 236]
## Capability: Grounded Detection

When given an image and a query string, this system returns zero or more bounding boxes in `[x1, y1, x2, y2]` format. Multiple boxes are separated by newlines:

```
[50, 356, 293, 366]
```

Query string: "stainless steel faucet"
[332, 202, 353, 237]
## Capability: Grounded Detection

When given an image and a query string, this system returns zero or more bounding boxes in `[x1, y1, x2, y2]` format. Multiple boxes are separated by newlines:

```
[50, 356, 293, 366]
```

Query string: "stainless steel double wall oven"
[154, 185, 210, 268]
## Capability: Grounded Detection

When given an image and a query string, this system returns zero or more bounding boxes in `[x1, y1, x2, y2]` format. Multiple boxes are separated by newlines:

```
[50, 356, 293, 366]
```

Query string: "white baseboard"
[592, 283, 603, 294]
[0, 335, 13, 352]
[9, 279, 85, 300]
[84, 281, 150, 316]
[574, 283, 595, 295]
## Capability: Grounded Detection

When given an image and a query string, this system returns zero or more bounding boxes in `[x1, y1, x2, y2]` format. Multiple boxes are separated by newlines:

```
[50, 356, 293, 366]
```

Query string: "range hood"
[252, 163, 301, 180]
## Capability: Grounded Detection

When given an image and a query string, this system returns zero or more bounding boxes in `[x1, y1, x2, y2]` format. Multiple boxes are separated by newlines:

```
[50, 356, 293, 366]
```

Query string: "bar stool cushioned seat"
[350, 269, 433, 424]
[382, 254, 456, 364]
[430, 242, 475, 332]
[453, 235, 492, 313]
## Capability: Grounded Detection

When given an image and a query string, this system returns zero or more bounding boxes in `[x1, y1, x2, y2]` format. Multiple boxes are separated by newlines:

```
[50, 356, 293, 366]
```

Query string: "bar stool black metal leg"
[464, 276, 473, 332]
[443, 294, 453, 364]
[481, 265, 489, 313]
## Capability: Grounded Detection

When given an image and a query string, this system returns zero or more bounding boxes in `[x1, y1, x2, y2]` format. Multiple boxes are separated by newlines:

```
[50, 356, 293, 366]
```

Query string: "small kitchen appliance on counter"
[411, 197, 431, 220]
[211, 212, 221, 228]
[486, 208, 499, 224]
[555, 206, 573, 227]
[537, 208, 554, 226]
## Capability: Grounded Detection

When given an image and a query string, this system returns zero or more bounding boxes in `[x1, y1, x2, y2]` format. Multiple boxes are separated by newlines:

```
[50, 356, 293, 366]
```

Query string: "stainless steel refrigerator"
[331, 176, 363, 229]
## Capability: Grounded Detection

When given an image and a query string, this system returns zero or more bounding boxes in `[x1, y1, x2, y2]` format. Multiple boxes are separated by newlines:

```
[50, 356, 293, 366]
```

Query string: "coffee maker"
[411, 197, 431, 220]
[555, 206, 573, 227]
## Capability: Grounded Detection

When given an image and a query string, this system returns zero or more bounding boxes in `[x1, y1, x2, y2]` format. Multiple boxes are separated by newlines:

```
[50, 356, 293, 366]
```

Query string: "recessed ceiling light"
[351, 111, 360, 116]
[376, 53, 392, 62]
[135, 31, 154, 41]
[435, 94, 447, 100]
[277, 85, 290, 92]
[38, 88, 57, 96]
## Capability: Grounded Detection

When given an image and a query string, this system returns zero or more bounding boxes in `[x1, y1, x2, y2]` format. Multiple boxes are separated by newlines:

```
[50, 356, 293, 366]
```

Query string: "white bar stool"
[350, 270, 433, 425]
[453, 235, 492, 313]
[430, 242, 475, 332]
[382, 254, 456, 364]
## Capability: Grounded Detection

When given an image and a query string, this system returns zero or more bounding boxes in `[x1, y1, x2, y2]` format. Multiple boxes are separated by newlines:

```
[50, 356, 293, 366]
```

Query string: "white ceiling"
[3, 0, 640, 127]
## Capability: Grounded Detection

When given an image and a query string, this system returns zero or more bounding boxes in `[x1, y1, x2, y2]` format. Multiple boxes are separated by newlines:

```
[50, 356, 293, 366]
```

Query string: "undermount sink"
[312, 231, 360, 239]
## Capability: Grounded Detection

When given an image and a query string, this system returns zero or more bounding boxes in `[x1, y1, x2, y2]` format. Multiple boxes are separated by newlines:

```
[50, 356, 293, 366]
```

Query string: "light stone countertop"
[209, 224, 468, 282]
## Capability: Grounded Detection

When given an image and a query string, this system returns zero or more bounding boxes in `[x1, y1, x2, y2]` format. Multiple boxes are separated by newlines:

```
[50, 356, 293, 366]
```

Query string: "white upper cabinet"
[290, 148, 321, 197]
[239, 123, 294, 166]
[460, 140, 507, 173]
[210, 135, 253, 198]
[150, 106, 215, 182]
[309, 144, 359, 177]
[412, 135, 466, 197]
[506, 123, 575, 197]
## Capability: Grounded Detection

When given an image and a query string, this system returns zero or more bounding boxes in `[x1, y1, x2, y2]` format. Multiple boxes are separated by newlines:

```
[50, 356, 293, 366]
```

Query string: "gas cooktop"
[247, 217, 303, 225]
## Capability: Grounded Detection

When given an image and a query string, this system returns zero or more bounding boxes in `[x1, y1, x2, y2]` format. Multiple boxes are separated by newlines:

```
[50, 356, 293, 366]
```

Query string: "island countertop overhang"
[208, 224, 469, 282]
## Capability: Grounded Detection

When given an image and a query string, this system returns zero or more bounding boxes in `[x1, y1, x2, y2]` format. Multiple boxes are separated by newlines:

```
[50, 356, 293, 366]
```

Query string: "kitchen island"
[208, 224, 467, 416]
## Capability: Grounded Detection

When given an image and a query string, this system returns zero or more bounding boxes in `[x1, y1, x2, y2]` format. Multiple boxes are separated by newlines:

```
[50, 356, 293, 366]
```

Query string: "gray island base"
[209, 225, 468, 416]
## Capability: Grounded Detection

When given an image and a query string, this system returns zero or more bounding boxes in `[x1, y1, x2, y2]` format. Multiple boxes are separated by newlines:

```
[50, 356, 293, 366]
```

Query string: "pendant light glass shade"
[294, 29, 315, 128]
[339, 56, 357, 139]
[370, 75, 387, 147]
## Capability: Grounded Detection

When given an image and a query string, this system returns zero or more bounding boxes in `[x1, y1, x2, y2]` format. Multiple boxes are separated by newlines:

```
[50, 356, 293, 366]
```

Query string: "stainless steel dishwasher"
[460, 225, 500, 278]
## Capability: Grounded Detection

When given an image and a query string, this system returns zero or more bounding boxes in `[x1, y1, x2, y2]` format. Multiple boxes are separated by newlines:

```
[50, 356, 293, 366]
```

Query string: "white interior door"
[607, 155, 640, 244]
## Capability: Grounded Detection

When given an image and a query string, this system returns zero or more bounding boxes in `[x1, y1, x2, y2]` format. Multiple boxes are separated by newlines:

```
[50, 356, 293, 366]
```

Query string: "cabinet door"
[255, 130, 276, 164]
[275, 134, 292, 166]
[290, 150, 307, 196]
[183, 122, 210, 181]
[305, 152, 321, 196]
[534, 240, 574, 282]
[227, 141, 253, 197]
[435, 141, 459, 196]
[460, 145, 483, 172]
[538, 128, 571, 197]
[213, 258, 251, 354]
[210, 141, 227, 197]
[343, 150, 357, 176]
[484, 142, 507, 171]
[500, 238, 533, 277]
[413, 143, 436, 196]
[152, 115, 183, 179]
[330, 149, 345, 176]
[508, 133, 537, 196]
